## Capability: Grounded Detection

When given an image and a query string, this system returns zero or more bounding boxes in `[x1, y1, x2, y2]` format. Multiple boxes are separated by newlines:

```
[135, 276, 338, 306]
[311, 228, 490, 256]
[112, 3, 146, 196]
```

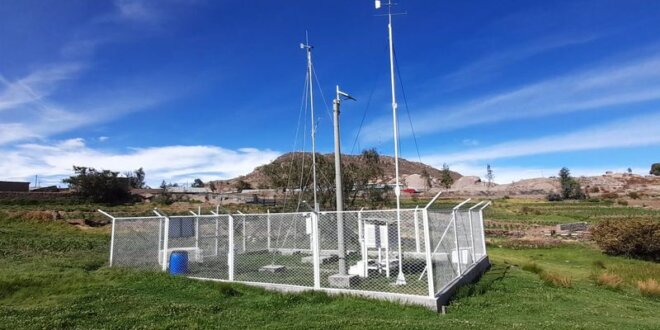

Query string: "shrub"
[589, 186, 600, 193]
[591, 219, 660, 261]
[637, 279, 660, 298]
[651, 163, 660, 176]
[558, 167, 586, 200]
[63, 166, 131, 204]
[540, 272, 572, 288]
[546, 192, 563, 201]
[627, 192, 640, 199]
[521, 262, 543, 274]
[600, 192, 619, 199]
[616, 199, 628, 206]
[596, 273, 623, 290]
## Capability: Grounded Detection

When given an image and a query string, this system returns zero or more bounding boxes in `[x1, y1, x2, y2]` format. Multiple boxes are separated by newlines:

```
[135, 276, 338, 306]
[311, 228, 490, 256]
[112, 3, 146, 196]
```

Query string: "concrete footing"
[328, 274, 360, 288]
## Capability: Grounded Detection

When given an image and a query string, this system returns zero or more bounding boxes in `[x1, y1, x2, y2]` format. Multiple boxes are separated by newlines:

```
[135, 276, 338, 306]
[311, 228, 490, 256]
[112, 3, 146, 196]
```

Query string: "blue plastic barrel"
[169, 251, 188, 275]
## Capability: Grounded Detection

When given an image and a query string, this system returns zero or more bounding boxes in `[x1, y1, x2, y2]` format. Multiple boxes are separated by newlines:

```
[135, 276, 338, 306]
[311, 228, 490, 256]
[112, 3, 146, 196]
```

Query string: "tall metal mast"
[377, 0, 406, 285]
[301, 33, 319, 212]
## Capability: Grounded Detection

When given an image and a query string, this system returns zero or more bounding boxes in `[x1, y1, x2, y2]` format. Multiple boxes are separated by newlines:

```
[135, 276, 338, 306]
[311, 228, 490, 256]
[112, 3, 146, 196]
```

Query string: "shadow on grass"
[451, 264, 511, 301]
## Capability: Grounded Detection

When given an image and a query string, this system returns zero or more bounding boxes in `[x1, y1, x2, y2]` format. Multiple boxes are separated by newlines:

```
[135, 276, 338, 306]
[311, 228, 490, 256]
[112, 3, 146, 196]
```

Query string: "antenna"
[301, 33, 319, 212]
[376, 0, 406, 286]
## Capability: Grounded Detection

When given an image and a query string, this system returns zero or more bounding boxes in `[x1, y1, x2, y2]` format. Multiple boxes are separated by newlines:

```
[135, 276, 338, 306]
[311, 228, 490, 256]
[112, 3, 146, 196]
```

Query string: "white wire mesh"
[107, 202, 489, 299]
[111, 217, 165, 270]
[233, 212, 316, 287]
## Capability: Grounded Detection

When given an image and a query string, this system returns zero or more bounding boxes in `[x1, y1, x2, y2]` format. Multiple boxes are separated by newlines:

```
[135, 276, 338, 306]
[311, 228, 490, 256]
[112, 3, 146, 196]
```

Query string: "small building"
[0, 181, 30, 192]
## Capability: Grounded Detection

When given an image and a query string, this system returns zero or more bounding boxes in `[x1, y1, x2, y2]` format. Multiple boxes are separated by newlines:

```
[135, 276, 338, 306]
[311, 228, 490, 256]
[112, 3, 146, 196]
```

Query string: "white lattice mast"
[300, 33, 319, 212]
[376, 0, 406, 285]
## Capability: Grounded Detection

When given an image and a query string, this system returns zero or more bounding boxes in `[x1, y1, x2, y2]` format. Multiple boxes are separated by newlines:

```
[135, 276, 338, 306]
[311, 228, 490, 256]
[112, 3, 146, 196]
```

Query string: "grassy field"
[0, 200, 659, 329]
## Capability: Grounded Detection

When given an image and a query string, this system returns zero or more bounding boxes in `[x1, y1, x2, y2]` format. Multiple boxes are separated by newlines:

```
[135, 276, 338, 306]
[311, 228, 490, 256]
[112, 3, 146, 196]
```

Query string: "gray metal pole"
[333, 93, 346, 275]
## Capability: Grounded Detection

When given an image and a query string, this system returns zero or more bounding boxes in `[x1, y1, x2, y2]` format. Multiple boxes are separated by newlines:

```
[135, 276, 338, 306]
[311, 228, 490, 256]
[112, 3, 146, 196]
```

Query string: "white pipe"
[424, 191, 443, 209]
[162, 216, 170, 272]
[422, 208, 435, 297]
[109, 218, 116, 267]
[452, 210, 461, 275]
[228, 214, 235, 281]
[267, 209, 271, 252]
[413, 206, 420, 253]
[311, 212, 321, 288]
[98, 207, 117, 267]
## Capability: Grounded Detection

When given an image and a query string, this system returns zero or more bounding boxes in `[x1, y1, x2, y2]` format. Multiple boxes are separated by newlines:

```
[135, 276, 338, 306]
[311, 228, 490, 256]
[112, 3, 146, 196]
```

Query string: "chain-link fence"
[102, 197, 490, 301]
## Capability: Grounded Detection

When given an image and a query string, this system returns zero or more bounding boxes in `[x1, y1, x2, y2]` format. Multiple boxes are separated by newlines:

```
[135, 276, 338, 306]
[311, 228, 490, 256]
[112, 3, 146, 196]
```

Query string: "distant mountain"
[210, 152, 461, 192]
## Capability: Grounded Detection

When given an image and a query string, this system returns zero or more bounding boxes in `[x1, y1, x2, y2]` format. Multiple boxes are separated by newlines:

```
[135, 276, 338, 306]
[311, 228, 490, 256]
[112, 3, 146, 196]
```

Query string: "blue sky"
[1, 0, 660, 187]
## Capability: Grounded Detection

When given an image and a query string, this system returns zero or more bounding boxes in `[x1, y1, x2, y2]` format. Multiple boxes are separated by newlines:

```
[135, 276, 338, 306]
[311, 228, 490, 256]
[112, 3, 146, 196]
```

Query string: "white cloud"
[361, 53, 660, 144]
[115, 0, 157, 23]
[0, 64, 83, 112]
[443, 34, 598, 89]
[0, 138, 281, 187]
[461, 139, 479, 147]
[422, 112, 660, 165]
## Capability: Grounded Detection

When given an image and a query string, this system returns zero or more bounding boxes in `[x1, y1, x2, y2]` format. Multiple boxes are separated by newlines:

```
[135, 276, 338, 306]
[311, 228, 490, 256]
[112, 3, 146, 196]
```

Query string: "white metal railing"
[99, 192, 490, 299]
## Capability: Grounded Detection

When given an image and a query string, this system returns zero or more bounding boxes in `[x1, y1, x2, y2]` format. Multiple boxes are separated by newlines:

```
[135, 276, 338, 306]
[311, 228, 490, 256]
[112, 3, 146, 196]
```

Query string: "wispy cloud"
[422, 112, 660, 164]
[443, 35, 599, 89]
[361, 52, 660, 144]
[0, 0, 202, 146]
[0, 138, 280, 187]
[0, 64, 83, 111]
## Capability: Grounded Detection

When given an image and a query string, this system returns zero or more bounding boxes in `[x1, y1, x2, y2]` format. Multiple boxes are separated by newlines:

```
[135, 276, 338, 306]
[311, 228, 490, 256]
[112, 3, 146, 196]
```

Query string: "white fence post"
[267, 209, 271, 252]
[468, 202, 484, 260]
[452, 210, 462, 275]
[215, 215, 219, 257]
[110, 218, 116, 267]
[358, 208, 367, 277]
[162, 216, 170, 272]
[413, 206, 420, 253]
[98, 210, 116, 267]
[311, 212, 321, 289]
[479, 201, 491, 258]
[228, 214, 235, 281]
[422, 208, 435, 297]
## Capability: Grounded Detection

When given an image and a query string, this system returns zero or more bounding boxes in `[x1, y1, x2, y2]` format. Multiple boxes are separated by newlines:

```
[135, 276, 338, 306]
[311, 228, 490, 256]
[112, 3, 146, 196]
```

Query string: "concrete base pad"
[328, 274, 360, 288]
[259, 265, 286, 273]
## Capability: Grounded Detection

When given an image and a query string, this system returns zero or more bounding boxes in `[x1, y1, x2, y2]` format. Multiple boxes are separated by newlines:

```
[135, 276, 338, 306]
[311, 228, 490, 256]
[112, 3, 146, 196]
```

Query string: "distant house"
[0, 181, 30, 192]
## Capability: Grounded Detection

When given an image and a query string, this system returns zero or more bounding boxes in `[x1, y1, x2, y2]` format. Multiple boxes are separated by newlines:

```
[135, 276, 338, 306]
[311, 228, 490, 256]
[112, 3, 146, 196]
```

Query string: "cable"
[350, 78, 378, 155]
[281, 71, 310, 209]
[311, 63, 334, 122]
[394, 48, 423, 164]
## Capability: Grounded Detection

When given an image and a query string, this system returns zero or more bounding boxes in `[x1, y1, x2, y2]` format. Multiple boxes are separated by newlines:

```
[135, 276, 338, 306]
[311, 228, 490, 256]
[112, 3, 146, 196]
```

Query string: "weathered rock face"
[441, 172, 660, 197]
[404, 174, 428, 191]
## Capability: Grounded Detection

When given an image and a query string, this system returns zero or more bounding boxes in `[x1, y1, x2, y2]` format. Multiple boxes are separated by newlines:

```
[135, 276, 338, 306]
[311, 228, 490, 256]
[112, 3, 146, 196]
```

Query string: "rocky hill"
[211, 152, 461, 192]
[443, 172, 660, 198]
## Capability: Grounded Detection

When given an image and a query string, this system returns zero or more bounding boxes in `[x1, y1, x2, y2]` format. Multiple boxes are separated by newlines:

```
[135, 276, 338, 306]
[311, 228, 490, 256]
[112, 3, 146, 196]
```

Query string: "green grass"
[1, 201, 660, 329]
